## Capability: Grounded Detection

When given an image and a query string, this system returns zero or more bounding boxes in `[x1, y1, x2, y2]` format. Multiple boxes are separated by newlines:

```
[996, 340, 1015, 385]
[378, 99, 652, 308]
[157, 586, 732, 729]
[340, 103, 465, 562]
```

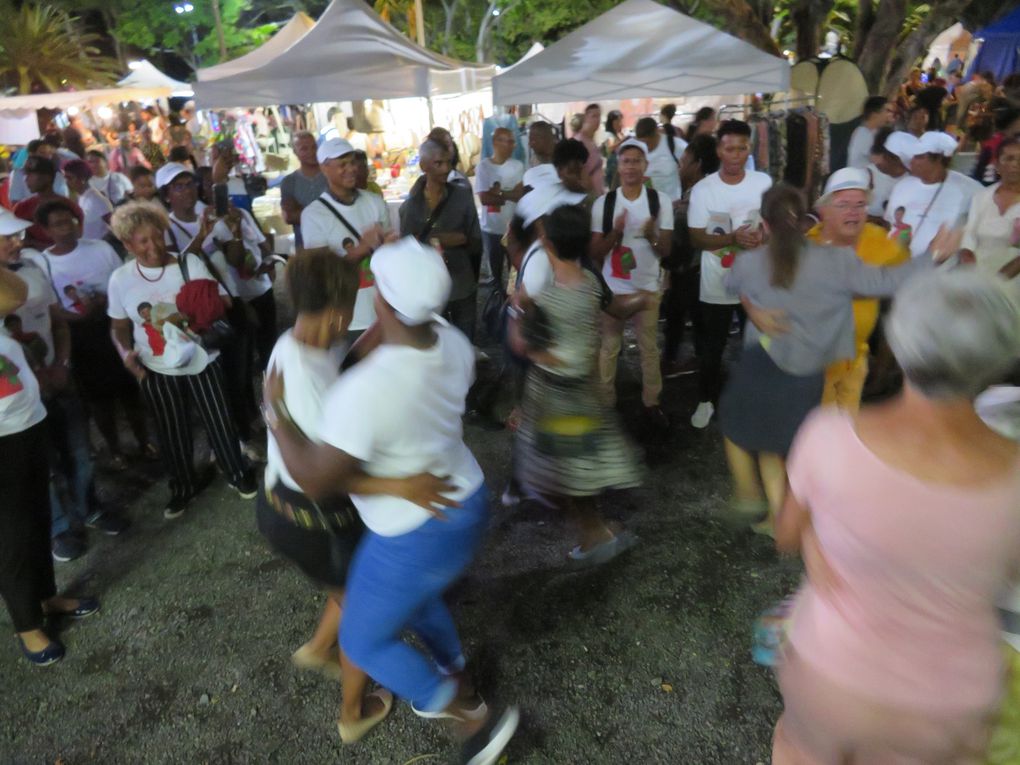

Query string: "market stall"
[968, 7, 1020, 85]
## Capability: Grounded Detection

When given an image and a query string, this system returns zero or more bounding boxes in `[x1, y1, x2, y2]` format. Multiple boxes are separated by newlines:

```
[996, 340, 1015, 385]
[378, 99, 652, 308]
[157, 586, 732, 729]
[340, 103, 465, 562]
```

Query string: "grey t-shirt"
[280, 170, 327, 242]
[726, 242, 930, 376]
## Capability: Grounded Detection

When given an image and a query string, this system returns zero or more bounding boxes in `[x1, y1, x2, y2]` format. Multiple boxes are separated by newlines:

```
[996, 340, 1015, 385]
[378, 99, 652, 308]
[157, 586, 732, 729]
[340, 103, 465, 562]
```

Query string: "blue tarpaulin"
[968, 7, 1020, 83]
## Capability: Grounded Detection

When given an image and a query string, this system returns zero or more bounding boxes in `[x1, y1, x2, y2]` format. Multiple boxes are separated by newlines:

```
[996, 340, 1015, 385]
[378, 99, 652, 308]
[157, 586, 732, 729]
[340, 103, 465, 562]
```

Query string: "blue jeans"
[46, 390, 99, 539]
[340, 483, 489, 711]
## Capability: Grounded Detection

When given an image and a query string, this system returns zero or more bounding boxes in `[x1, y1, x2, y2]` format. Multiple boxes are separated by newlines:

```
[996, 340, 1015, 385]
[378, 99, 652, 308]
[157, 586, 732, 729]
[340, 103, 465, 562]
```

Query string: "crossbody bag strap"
[418, 185, 452, 243]
[916, 179, 947, 229]
[316, 196, 362, 242]
[170, 218, 235, 298]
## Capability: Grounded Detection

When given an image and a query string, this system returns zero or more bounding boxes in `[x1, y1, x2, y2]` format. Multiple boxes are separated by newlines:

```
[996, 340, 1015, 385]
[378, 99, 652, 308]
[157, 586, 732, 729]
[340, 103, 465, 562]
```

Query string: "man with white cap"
[589, 137, 673, 428]
[884, 131, 982, 258]
[808, 168, 910, 410]
[264, 236, 519, 765]
[866, 128, 913, 222]
[301, 137, 391, 337]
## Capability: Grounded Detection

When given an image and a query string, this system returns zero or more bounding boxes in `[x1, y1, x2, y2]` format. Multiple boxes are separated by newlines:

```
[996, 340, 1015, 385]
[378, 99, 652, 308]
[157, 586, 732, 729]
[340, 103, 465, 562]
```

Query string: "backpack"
[601, 187, 661, 235]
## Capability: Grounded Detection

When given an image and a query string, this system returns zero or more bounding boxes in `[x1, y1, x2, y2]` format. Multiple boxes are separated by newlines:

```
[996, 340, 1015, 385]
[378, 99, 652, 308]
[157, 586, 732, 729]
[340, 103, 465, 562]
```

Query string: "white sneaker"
[690, 401, 715, 429]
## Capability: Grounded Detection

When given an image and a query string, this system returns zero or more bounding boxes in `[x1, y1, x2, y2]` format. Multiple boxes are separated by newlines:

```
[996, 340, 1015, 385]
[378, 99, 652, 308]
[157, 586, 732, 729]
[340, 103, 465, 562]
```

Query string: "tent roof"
[117, 60, 193, 95]
[197, 13, 315, 81]
[0, 85, 181, 116]
[492, 0, 789, 105]
[977, 6, 1020, 37]
[192, 0, 493, 108]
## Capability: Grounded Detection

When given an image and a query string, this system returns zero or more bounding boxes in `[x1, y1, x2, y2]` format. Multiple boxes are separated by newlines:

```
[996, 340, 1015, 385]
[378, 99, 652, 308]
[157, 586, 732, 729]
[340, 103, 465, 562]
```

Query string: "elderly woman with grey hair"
[770, 268, 1020, 764]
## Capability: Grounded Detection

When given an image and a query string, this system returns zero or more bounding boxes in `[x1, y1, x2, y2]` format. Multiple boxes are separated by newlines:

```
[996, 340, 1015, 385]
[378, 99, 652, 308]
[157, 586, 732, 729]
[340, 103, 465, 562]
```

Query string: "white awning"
[192, 0, 493, 108]
[492, 0, 789, 105]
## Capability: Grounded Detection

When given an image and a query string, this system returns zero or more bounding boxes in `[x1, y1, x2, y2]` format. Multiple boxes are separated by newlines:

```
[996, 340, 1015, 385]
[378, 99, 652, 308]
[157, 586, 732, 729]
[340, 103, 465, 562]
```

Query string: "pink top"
[787, 409, 1020, 714]
[577, 133, 604, 196]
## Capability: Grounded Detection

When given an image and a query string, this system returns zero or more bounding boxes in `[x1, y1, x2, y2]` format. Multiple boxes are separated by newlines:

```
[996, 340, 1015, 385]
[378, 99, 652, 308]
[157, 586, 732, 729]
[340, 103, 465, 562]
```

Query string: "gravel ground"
[1, 311, 801, 765]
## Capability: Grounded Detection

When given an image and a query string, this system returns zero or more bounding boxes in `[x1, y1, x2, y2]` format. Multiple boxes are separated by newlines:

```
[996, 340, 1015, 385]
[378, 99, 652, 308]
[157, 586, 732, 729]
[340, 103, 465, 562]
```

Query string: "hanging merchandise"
[749, 106, 832, 203]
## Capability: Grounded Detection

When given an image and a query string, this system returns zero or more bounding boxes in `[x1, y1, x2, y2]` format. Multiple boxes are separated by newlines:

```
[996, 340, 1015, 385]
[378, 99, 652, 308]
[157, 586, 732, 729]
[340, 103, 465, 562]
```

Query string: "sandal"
[568, 530, 638, 569]
[337, 689, 393, 744]
[291, 644, 342, 681]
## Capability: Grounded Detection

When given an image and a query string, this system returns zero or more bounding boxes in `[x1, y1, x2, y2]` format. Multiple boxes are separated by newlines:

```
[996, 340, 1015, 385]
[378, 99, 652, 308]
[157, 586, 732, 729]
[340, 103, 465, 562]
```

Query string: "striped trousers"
[140, 360, 248, 501]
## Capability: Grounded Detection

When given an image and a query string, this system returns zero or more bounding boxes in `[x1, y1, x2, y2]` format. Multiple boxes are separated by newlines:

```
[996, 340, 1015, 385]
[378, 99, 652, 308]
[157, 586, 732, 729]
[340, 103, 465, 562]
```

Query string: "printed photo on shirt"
[0, 353, 26, 398]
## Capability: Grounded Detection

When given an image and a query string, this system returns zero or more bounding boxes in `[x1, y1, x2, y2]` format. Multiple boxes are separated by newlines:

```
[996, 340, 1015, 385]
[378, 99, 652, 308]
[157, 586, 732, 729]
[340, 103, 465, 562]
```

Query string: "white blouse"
[961, 182, 1020, 278]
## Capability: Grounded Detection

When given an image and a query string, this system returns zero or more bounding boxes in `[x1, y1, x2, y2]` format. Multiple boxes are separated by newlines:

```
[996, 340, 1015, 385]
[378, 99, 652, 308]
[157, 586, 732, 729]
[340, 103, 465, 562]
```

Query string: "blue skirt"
[719, 343, 824, 457]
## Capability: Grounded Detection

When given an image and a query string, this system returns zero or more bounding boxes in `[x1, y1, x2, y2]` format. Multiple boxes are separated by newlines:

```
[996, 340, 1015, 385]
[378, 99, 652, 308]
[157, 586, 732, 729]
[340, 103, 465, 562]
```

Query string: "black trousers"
[247, 288, 278, 372]
[0, 421, 56, 632]
[445, 292, 477, 344]
[140, 361, 248, 501]
[483, 232, 508, 293]
[698, 302, 745, 404]
[662, 266, 703, 362]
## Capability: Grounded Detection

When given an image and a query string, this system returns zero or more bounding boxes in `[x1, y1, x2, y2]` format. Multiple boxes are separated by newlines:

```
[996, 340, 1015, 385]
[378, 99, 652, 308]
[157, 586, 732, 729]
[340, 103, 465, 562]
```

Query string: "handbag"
[177, 254, 236, 351]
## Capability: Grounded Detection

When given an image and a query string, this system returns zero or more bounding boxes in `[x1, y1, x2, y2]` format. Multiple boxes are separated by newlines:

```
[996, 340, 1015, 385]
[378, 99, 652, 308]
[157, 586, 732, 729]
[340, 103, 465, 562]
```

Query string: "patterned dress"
[516, 270, 643, 498]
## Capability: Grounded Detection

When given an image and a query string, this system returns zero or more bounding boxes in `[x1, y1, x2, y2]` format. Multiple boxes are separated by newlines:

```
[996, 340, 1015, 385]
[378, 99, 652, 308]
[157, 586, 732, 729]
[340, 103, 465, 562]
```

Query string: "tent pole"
[414, 0, 435, 127]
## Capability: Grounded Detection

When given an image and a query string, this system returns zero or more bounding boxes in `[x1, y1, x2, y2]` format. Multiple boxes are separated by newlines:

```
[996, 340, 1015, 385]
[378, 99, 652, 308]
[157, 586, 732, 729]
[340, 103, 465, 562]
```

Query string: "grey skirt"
[719, 343, 824, 457]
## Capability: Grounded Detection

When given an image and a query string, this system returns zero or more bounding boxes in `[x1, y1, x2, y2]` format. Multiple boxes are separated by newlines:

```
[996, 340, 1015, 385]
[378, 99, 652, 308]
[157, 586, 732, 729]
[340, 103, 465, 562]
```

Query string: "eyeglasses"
[831, 202, 868, 212]
[169, 180, 199, 191]
[0, 231, 26, 242]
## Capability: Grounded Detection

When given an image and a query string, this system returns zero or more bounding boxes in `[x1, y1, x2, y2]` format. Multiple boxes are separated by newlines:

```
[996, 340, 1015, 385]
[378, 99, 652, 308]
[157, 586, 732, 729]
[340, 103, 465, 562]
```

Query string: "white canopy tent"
[197, 13, 315, 82]
[492, 0, 789, 105]
[192, 0, 494, 108]
[117, 60, 193, 96]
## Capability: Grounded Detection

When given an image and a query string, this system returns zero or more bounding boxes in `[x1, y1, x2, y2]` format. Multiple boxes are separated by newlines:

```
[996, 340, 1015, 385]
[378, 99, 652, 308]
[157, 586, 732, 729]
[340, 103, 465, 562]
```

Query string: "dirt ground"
[1, 297, 801, 764]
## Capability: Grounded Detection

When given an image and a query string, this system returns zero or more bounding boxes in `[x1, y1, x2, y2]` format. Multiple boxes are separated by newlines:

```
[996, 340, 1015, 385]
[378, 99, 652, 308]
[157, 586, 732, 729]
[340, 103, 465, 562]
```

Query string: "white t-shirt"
[475, 157, 525, 234]
[590, 187, 674, 295]
[866, 164, 899, 217]
[107, 253, 225, 375]
[0, 334, 46, 437]
[3, 259, 58, 366]
[39, 239, 122, 315]
[847, 125, 875, 169]
[264, 330, 346, 492]
[78, 187, 114, 241]
[688, 170, 773, 305]
[319, 322, 485, 537]
[645, 134, 686, 202]
[301, 190, 391, 331]
[884, 171, 982, 258]
[167, 205, 271, 301]
[523, 163, 558, 190]
[89, 172, 133, 205]
[519, 241, 554, 298]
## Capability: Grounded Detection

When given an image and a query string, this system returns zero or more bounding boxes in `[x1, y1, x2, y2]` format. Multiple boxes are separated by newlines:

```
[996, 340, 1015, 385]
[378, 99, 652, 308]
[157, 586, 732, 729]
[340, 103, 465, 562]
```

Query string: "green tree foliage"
[113, 0, 277, 69]
[0, 2, 119, 93]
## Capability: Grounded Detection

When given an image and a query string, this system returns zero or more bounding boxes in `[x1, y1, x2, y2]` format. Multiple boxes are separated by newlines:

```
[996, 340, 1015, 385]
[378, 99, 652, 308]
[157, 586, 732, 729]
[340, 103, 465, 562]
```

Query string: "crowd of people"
[1, 81, 1020, 764]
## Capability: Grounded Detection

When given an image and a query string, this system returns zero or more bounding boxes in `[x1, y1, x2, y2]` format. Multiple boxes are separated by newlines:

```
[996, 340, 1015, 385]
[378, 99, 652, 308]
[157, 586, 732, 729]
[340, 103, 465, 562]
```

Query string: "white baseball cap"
[917, 131, 959, 157]
[517, 183, 574, 227]
[616, 137, 649, 159]
[883, 132, 922, 167]
[155, 161, 195, 189]
[820, 167, 871, 202]
[371, 236, 451, 326]
[316, 137, 356, 165]
[0, 209, 31, 236]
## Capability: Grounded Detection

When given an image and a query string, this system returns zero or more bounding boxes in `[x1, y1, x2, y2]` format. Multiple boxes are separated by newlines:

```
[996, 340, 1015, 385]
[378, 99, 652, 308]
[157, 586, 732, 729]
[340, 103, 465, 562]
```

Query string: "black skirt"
[255, 482, 364, 590]
[719, 343, 824, 457]
[69, 315, 138, 401]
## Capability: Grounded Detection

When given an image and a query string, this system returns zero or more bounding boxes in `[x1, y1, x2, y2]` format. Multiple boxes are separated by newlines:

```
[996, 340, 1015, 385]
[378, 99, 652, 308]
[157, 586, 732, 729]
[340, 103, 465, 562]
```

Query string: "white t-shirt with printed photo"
[590, 186, 674, 295]
[40, 239, 122, 316]
[0, 334, 46, 438]
[688, 170, 774, 305]
[3, 258, 58, 366]
[264, 330, 346, 492]
[645, 134, 687, 202]
[884, 171, 982, 258]
[523, 163, 558, 190]
[107, 253, 226, 375]
[475, 157, 525, 234]
[319, 322, 484, 537]
[167, 203, 271, 301]
[300, 190, 391, 331]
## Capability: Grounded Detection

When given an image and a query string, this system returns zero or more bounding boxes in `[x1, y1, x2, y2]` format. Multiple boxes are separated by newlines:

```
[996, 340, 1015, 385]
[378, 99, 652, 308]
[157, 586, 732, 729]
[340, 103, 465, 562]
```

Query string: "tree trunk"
[441, 0, 456, 55]
[853, 0, 875, 60]
[693, 0, 783, 56]
[211, 0, 228, 62]
[791, 0, 834, 60]
[99, 9, 125, 68]
[855, 0, 908, 92]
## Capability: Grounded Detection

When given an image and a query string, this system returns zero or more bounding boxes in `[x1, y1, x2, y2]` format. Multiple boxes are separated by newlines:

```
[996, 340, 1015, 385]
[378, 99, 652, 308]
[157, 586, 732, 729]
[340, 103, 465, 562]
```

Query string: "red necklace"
[136, 259, 167, 283]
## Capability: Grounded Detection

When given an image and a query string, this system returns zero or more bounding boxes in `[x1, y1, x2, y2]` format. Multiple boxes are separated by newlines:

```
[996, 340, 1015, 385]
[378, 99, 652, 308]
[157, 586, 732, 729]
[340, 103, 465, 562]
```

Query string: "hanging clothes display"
[748, 107, 832, 204]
